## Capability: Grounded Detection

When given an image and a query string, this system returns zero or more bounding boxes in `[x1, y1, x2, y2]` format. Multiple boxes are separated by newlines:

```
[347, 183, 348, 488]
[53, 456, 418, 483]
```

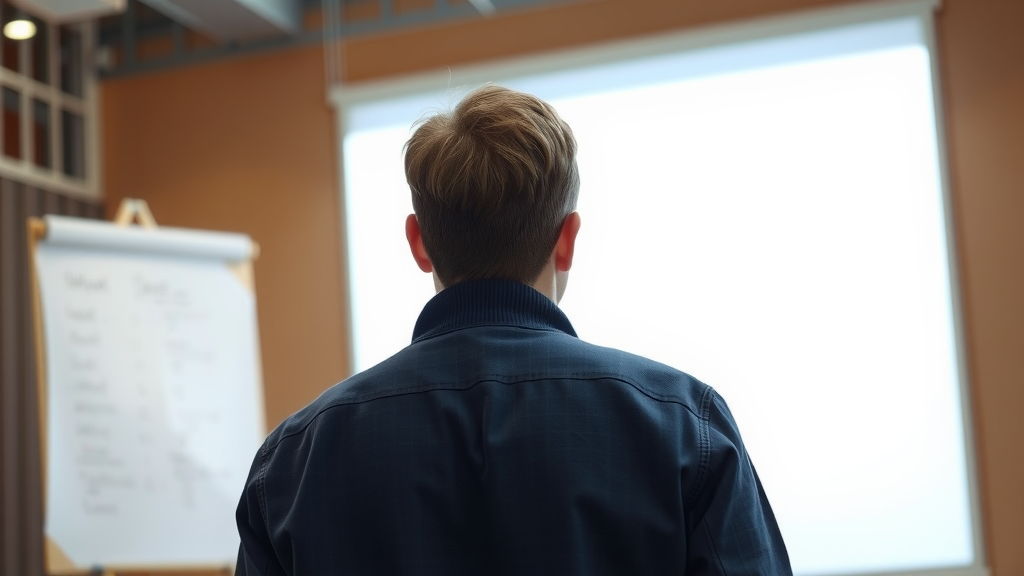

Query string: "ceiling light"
[4, 20, 36, 41]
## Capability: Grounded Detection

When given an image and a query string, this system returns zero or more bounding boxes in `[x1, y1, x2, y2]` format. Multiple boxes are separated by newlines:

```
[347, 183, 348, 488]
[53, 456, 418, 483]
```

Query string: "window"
[332, 1, 985, 575]
[0, 1, 97, 199]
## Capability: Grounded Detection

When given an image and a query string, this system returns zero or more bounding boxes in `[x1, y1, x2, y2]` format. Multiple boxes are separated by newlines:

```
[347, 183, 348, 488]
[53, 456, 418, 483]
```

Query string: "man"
[236, 85, 791, 575]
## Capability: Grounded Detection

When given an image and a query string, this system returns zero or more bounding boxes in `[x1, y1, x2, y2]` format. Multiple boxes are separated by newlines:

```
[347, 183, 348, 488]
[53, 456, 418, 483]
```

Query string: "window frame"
[0, 5, 99, 201]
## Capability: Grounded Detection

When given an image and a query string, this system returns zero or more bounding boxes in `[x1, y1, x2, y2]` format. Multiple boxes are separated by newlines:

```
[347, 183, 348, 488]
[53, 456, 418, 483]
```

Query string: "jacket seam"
[685, 385, 714, 510]
[257, 441, 271, 537]
[264, 374, 705, 453]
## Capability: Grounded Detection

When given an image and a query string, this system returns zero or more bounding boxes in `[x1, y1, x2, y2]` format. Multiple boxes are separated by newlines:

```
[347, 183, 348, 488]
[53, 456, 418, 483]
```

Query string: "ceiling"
[73, 0, 571, 77]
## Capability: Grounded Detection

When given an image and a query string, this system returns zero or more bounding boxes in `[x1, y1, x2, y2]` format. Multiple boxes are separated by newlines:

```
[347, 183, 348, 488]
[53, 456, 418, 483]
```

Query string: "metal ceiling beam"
[468, 0, 496, 16]
[98, 0, 575, 79]
[137, 0, 302, 41]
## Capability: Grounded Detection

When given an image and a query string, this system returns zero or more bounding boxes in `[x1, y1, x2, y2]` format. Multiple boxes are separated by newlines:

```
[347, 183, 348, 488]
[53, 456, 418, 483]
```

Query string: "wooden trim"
[26, 216, 58, 575]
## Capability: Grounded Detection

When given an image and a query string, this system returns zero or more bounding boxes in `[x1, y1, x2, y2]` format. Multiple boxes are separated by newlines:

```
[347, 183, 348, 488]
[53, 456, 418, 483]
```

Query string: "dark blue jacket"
[236, 280, 791, 575]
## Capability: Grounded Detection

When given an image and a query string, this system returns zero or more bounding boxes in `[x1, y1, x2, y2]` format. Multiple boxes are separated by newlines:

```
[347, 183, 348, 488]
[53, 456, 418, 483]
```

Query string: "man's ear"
[405, 214, 434, 273]
[554, 212, 582, 272]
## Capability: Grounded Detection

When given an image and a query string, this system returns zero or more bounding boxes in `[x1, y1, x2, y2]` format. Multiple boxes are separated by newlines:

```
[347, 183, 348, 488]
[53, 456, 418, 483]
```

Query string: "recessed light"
[4, 20, 36, 41]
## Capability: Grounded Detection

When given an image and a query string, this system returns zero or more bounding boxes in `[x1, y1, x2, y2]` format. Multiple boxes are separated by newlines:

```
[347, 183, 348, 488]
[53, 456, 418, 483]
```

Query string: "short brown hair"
[404, 85, 579, 286]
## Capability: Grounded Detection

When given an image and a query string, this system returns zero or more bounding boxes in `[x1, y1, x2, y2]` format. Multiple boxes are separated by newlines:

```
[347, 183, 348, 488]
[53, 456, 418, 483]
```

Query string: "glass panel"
[31, 16, 48, 84]
[2, 4, 22, 73]
[3, 86, 20, 159]
[59, 25, 83, 97]
[32, 98, 49, 168]
[61, 109, 84, 178]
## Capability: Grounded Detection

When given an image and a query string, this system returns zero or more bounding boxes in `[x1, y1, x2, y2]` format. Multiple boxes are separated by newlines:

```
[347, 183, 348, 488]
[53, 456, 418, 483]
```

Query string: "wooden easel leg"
[112, 198, 158, 228]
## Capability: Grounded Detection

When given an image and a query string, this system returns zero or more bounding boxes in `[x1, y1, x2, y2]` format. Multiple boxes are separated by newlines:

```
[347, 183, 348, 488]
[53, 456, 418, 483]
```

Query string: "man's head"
[403, 85, 580, 295]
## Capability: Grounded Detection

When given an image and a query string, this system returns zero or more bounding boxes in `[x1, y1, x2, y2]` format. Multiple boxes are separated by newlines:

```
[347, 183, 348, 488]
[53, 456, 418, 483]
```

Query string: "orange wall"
[102, 0, 1024, 573]
[935, 1, 1024, 573]
[102, 46, 350, 433]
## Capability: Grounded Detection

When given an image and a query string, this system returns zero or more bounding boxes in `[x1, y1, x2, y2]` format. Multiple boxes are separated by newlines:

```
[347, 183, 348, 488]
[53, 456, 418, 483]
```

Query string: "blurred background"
[0, 0, 1021, 574]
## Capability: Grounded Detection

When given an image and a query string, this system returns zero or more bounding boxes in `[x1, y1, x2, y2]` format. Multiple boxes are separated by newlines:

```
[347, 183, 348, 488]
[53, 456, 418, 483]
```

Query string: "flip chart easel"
[29, 199, 265, 576]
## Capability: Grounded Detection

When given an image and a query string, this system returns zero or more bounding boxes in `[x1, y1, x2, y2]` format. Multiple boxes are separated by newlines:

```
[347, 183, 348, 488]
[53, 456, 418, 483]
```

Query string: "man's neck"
[432, 262, 564, 305]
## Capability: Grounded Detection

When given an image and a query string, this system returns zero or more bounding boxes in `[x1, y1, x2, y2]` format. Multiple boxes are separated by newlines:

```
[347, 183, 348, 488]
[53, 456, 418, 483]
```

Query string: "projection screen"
[331, 1, 986, 574]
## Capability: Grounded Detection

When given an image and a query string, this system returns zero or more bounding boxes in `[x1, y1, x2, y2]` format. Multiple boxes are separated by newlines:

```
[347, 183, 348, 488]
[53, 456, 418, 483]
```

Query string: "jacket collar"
[412, 279, 578, 343]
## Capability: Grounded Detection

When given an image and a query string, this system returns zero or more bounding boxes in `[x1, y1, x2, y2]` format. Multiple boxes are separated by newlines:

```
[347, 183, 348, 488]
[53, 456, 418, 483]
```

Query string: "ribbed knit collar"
[411, 279, 578, 343]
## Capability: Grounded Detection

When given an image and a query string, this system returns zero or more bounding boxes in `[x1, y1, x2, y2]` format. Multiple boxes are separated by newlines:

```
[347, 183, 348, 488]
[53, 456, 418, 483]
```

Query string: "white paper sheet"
[36, 228, 264, 568]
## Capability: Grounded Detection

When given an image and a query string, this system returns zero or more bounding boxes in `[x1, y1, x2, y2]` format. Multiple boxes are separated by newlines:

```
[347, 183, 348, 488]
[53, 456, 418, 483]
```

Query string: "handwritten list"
[36, 244, 264, 568]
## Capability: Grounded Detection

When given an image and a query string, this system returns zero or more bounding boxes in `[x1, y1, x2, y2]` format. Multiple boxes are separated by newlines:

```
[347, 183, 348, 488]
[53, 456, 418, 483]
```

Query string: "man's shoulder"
[261, 362, 406, 451]
[415, 322, 714, 409]
[565, 335, 714, 408]
[264, 324, 714, 450]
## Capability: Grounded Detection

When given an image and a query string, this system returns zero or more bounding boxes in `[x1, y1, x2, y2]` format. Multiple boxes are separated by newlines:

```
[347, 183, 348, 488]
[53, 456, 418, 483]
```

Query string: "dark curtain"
[0, 180, 103, 576]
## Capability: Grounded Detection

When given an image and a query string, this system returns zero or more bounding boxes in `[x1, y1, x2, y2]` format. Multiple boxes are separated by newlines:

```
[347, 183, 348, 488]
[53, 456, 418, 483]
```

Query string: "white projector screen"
[332, 2, 985, 575]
